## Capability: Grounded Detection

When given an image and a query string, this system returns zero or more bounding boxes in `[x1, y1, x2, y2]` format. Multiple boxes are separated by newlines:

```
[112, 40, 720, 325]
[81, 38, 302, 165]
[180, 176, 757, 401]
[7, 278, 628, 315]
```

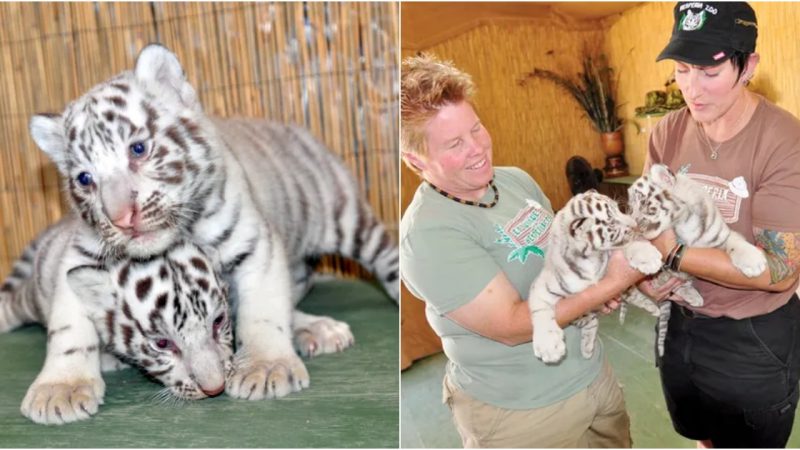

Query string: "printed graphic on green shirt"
[494, 199, 553, 263]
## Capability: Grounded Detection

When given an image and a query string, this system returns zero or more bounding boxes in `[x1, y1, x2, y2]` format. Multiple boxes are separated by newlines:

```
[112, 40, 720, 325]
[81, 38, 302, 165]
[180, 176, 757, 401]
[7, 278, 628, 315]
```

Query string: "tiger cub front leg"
[21, 284, 104, 425]
[226, 238, 310, 400]
[529, 274, 566, 364]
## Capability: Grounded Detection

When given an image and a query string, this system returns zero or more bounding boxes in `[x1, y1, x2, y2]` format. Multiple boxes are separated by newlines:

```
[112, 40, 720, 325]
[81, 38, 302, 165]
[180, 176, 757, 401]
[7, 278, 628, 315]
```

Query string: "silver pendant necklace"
[698, 96, 751, 161]
[701, 131, 723, 160]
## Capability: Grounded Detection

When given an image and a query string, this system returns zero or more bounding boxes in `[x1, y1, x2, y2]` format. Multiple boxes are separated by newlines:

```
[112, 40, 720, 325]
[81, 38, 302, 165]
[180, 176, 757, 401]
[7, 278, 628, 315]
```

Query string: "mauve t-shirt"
[648, 95, 800, 319]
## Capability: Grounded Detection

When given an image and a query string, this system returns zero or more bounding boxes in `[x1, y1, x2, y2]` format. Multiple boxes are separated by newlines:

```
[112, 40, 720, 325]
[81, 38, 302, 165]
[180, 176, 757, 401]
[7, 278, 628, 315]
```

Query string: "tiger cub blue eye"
[130, 142, 147, 158]
[76, 172, 93, 186]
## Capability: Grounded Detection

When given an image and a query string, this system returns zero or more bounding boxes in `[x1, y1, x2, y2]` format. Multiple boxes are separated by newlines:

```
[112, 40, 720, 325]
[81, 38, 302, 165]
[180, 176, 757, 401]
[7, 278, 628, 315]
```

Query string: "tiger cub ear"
[134, 44, 200, 112]
[67, 265, 117, 314]
[569, 217, 589, 237]
[29, 113, 69, 174]
[649, 164, 676, 189]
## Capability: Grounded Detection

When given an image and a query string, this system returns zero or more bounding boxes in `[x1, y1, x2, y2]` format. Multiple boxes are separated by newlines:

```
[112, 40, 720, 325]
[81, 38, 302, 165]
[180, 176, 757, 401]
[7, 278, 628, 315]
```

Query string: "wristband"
[671, 244, 687, 271]
[663, 243, 682, 270]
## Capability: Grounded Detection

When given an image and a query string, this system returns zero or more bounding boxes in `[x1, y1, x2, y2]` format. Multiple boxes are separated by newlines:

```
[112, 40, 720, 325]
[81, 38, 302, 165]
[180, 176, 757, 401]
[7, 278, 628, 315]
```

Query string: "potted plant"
[519, 52, 628, 177]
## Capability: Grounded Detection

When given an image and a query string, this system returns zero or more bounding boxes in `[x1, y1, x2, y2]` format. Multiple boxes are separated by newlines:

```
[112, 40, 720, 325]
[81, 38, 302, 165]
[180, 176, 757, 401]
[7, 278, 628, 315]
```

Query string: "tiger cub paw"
[21, 377, 105, 425]
[625, 241, 663, 275]
[729, 244, 768, 278]
[226, 352, 310, 400]
[293, 317, 355, 358]
[675, 283, 704, 307]
[532, 322, 566, 364]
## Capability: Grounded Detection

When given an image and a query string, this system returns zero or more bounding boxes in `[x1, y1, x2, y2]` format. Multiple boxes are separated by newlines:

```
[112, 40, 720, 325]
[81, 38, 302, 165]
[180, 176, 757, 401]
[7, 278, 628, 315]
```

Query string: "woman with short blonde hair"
[400, 54, 650, 448]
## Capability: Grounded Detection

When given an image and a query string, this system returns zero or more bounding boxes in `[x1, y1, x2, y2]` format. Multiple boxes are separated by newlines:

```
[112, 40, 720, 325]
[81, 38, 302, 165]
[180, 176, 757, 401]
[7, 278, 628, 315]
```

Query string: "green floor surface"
[0, 279, 399, 448]
[401, 306, 800, 448]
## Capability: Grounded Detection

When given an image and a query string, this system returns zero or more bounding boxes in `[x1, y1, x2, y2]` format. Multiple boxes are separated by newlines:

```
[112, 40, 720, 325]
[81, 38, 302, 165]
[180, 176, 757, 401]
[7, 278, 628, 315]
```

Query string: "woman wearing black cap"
[640, 2, 800, 447]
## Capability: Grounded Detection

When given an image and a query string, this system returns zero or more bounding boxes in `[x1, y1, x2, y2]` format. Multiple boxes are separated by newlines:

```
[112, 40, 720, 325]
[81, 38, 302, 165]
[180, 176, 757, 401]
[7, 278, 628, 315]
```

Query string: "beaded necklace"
[427, 178, 499, 208]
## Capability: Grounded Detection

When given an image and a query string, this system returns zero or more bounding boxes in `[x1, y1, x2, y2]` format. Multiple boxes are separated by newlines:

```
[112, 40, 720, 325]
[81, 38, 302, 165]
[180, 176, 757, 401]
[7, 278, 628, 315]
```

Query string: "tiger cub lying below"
[0, 218, 231, 423]
[625, 164, 767, 357]
[0, 216, 353, 424]
[529, 191, 663, 364]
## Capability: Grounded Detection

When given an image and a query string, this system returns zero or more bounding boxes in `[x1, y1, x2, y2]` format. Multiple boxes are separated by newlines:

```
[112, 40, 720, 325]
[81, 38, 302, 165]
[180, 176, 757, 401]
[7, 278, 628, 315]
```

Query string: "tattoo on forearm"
[764, 254, 793, 285]
[753, 228, 800, 285]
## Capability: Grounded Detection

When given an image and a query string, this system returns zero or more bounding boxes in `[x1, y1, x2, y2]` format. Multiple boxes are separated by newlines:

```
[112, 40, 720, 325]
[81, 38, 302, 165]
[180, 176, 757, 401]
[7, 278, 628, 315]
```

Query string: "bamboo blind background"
[607, 2, 800, 174]
[0, 2, 399, 281]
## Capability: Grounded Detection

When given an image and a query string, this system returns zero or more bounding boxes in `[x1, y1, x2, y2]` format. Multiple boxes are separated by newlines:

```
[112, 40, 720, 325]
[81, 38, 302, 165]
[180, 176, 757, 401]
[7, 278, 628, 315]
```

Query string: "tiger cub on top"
[21, 44, 397, 424]
[1, 218, 233, 424]
[529, 191, 663, 364]
[626, 164, 767, 356]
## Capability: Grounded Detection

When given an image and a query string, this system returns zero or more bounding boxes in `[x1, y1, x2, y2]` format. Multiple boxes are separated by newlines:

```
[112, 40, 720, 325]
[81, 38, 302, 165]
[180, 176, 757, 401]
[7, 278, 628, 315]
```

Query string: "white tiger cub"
[23, 44, 397, 423]
[626, 164, 767, 357]
[0, 216, 234, 423]
[529, 191, 663, 364]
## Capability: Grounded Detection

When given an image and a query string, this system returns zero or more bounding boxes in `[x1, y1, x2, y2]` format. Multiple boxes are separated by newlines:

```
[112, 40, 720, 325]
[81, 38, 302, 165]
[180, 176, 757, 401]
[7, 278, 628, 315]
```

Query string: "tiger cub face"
[627, 164, 680, 240]
[67, 242, 233, 400]
[29, 45, 219, 258]
[564, 191, 636, 251]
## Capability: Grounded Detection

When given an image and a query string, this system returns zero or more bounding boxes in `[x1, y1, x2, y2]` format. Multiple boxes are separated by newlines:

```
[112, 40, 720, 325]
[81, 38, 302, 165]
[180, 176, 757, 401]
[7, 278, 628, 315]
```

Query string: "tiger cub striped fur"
[529, 191, 663, 364]
[0, 216, 232, 423]
[626, 164, 767, 357]
[22, 44, 397, 422]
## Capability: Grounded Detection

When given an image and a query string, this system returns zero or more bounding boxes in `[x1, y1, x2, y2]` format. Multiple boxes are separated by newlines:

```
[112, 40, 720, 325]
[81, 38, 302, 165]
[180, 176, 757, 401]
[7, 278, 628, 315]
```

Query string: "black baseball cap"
[656, 2, 758, 66]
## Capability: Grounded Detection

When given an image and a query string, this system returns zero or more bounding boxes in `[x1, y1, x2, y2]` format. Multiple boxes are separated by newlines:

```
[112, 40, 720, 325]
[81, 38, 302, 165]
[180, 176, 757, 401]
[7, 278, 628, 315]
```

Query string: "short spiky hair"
[401, 54, 475, 174]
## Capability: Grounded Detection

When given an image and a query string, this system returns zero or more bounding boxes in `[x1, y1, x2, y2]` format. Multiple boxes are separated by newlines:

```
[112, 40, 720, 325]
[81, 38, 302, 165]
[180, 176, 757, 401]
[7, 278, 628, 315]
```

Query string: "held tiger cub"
[23, 45, 397, 422]
[626, 164, 767, 357]
[529, 191, 663, 364]
[0, 218, 233, 423]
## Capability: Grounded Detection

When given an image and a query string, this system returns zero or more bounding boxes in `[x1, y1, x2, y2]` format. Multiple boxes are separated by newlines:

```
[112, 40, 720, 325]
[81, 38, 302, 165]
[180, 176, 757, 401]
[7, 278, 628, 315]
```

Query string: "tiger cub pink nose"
[111, 208, 137, 229]
[201, 384, 225, 397]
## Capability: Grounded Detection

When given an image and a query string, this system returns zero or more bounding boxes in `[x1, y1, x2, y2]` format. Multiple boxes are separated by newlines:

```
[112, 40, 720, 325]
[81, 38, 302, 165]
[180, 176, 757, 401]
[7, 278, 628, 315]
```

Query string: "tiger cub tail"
[344, 199, 399, 302]
[0, 239, 42, 332]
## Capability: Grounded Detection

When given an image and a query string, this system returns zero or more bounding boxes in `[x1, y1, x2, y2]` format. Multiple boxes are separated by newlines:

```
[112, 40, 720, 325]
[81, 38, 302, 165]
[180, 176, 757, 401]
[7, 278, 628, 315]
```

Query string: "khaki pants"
[442, 358, 631, 448]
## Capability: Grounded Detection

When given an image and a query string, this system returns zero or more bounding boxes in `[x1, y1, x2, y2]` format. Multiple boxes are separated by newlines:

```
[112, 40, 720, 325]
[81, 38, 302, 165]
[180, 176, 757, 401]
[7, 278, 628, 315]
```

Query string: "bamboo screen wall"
[0, 2, 399, 280]
[607, 2, 800, 174]
[401, 20, 606, 215]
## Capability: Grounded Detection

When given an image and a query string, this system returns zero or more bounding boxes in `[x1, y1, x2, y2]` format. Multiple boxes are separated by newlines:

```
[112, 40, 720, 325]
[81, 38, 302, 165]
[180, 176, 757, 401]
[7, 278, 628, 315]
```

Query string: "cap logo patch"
[680, 9, 707, 31]
[713, 51, 726, 60]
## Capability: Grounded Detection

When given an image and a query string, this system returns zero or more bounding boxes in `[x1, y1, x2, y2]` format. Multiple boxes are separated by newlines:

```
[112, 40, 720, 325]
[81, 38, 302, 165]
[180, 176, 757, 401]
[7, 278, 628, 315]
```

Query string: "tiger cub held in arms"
[0, 219, 233, 423]
[529, 191, 663, 364]
[626, 164, 767, 357]
[20, 44, 397, 423]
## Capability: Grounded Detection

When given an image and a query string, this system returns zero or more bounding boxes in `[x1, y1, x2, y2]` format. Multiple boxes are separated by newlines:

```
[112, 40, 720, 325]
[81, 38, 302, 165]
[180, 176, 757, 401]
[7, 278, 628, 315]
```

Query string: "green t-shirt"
[401, 166, 602, 409]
